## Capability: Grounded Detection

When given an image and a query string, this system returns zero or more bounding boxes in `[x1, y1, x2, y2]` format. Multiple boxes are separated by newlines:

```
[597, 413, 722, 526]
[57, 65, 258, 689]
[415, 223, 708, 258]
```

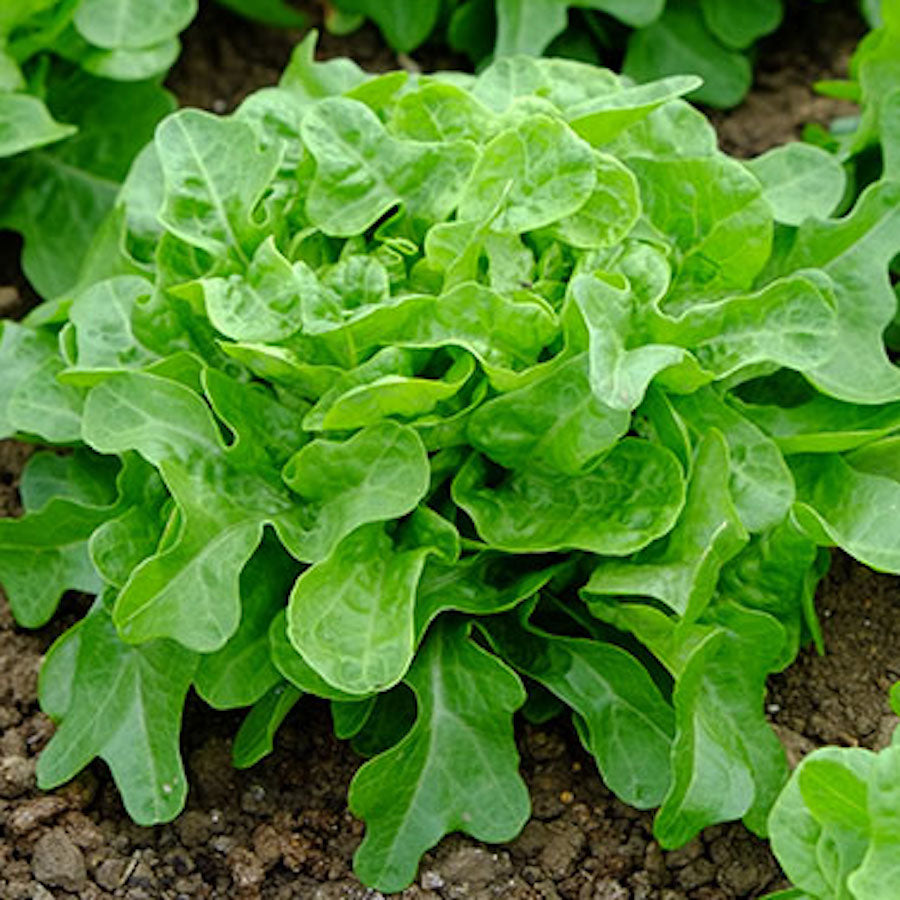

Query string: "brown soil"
[2, 1, 897, 898]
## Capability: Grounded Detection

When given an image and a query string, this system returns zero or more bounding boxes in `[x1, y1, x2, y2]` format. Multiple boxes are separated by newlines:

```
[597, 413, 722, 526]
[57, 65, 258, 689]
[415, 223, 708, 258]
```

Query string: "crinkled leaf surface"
[587, 430, 748, 622]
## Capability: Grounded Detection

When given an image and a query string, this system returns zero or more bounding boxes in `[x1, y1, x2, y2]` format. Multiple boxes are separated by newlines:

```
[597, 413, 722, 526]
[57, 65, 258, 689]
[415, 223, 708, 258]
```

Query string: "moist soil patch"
[1, 2, 896, 897]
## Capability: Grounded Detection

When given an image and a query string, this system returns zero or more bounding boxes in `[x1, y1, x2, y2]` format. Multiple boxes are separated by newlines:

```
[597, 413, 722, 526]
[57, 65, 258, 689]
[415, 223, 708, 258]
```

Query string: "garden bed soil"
[0, 2, 895, 897]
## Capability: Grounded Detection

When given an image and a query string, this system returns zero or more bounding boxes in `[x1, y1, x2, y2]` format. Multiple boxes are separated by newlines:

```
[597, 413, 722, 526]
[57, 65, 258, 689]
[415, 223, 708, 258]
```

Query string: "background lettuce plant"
[328, 0, 877, 108]
[1, 35, 900, 893]
[765, 685, 900, 900]
[0, 0, 305, 301]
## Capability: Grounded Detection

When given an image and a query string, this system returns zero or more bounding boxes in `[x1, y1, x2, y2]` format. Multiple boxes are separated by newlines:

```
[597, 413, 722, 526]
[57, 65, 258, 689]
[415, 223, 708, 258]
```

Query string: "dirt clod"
[0, 754, 35, 798]
[32, 828, 88, 892]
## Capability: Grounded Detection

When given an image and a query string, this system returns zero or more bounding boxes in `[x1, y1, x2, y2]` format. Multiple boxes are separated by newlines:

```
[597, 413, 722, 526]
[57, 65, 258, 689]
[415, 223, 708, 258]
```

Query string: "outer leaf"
[333, 0, 440, 52]
[349, 618, 530, 893]
[82, 373, 306, 650]
[0, 93, 75, 157]
[494, 0, 568, 56]
[769, 747, 875, 899]
[734, 394, 900, 455]
[790, 453, 900, 574]
[699, 0, 781, 49]
[0, 70, 174, 297]
[654, 604, 789, 846]
[73, 0, 196, 50]
[0, 321, 85, 441]
[37, 603, 198, 824]
[413, 552, 558, 642]
[194, 535, 297, 709]
[484, 611, 675, 808]
[0, 450, 120, 626]
[776, 180, 900, 404]
[746, 143, 847, 226]
[282, 421, 431, 563]
[269, 610, 361, 701]
[848, 746, 900, 899]
[623, 0, 753, 108]
[648, 271, 838, 381]
[232, 683, 303, 769]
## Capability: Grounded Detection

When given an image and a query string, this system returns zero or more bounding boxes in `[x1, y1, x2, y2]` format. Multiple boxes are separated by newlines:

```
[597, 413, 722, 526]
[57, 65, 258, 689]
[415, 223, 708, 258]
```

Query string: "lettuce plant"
[0, 0, 305, 301]
[1, 35, 900, 892]
[765, 686, 900, 900]
[328, 0, 823, 107]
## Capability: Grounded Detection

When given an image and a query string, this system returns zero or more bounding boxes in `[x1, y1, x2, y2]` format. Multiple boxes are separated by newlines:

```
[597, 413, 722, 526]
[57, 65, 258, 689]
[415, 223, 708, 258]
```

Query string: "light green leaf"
[193, 236, 305, 342]
[775, 180, 900, 404]
[769, 747, 875, 899]
[278, 29, 367, 98]
[649, 270, 838, 380]
[586, 430, 748, 622]
[848, 745, 900, 899]
[306, 352, 475, 432]
[624, 154, 772, 310]
[453, 438, 685, 554]
[302, 97, 477, 236]
[567, 75, 703, 146]
[64, 275, 157, 380]
[672, 387, 795, 532]
[349, 618, 529, 893]
[156, 109, 281, 263]
[547, 152, 640, 248]
[798, 760, 871, 834]
[282, 421, 431, 563]
[390, 81, 498, 143]
[458, 114, 596, 233]
[746, 143, 847, 227]
[467, 353, 629, 474]
[288, 510, 457, 695]
[570, 273, 692, 411]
